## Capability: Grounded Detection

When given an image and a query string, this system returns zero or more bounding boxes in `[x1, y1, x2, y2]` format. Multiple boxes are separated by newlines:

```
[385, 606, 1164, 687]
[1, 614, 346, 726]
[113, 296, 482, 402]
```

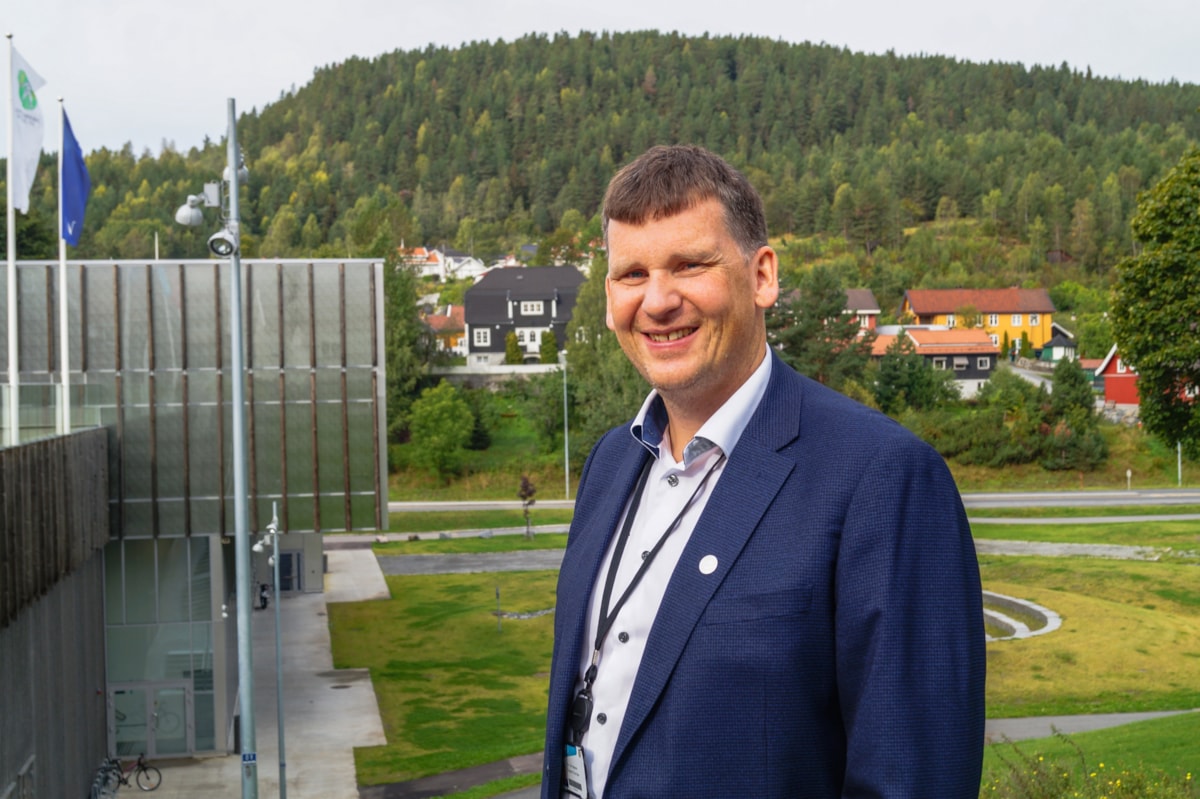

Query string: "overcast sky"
[6, 0, 1200, 158]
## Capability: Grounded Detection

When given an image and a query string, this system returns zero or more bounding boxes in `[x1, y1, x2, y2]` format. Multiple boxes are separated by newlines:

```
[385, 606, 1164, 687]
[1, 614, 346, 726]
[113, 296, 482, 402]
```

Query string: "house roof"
[425, 305, 465, 334]
[903, 288, 1056, 315]
[469, 265, 585, 297]
[845, 288, 880, 314]
[1045, 332, 1077, 349]
[1094, 343, 1136, 376]
[871, 328, 999, 357]
[906, 328, 1000, 355]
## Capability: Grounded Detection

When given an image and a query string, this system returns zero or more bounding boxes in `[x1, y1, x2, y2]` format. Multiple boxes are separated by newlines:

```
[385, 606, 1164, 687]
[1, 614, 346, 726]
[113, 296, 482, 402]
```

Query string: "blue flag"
[61, 110, 91, 246]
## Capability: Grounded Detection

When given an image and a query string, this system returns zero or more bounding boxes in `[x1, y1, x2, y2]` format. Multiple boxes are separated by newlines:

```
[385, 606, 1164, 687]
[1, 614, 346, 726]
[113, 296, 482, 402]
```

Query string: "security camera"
[208, 229, 238, 257]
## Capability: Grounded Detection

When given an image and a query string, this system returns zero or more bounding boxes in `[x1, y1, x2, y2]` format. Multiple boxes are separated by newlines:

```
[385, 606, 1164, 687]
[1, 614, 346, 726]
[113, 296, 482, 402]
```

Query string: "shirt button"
[667, 474, 679, 487]
[618, 632, 629, 643]
[597, 713, 607, 725]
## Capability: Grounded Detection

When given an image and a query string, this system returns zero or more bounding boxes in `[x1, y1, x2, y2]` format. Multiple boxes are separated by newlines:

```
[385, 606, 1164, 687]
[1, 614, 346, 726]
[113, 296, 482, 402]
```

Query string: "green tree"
[505, 330, 524, 364]
[1041, 356, 1106, 471]
[384, 261, 427, 443]
[539, 330, 560, 364]
[874, 333, 958, 415]
[767, 265, 874, 390]
[1112, 147, 1200, 457]
[408, 380, 474, 481]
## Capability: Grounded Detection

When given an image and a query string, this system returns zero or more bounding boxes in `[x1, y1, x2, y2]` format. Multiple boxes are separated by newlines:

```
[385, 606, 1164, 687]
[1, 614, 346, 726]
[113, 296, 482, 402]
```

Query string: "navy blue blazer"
[541, 353, 985, 798]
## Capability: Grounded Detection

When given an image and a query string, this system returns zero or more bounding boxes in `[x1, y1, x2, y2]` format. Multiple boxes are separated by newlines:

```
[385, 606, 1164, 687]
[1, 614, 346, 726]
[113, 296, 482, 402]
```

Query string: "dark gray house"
[464, 266, 586, 365]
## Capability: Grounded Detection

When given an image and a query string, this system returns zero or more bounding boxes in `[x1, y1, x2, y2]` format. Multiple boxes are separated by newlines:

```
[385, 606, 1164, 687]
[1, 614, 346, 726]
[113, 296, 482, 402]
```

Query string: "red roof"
[904, 288, 1055, 315]
[425, 305, 465, 334]
[906, 328, 999, 355]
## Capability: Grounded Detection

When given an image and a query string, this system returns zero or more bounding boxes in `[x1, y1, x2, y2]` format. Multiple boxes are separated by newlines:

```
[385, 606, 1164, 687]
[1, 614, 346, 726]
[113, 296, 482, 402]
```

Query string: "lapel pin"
[699, 554, 718, 575]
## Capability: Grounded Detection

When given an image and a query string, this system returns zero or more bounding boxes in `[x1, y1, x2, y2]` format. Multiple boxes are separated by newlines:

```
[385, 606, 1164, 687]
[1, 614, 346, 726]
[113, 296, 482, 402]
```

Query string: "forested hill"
[11, 30, 1200, 284]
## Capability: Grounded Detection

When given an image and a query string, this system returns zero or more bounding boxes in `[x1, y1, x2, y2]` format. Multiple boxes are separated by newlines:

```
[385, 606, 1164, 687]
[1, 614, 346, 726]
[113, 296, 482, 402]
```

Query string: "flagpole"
[6, 34, 19, 447]
[57, 98, 70, 435]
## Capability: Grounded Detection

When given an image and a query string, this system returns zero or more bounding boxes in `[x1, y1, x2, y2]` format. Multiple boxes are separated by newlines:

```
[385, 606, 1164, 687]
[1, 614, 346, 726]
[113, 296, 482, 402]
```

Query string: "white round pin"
[698, 555, 718, 575]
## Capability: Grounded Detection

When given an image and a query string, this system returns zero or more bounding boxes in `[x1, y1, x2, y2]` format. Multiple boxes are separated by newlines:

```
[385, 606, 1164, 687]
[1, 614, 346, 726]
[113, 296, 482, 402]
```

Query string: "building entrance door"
[109, 682, 193, 758]
[279, 551, 302, 591]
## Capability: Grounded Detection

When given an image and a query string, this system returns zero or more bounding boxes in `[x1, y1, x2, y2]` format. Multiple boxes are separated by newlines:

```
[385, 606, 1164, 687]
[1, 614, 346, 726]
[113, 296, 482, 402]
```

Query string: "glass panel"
[344, 266, 373, 366]
[122, 500, 154, 537]
[283, 493, 314, 534]
[105, 542, 125, 624]
[193, 692, 215, 751]
[190, 540, 212, 622]
[153, 687, 188, 755]
[157, 500, 187, 537]
[247, 262, 281, 368]
[347, 404, 376, 484]
[184, 263, 221, 370]
[84, 264, 118, 371]
[151, 265, 185, 371]
[157, 539, 191, 622]
[120, 266, 151, 371]
[351, 493, 377, 530]
[191, 623, 214, 690]
[125, 540, 157, 624]
[280, 266, 314, 368]
[317, 402, 346, 494]
[319, 494, 347, 532]
[112, 687, 148, 756]
[152, 623, 194, 681]
[285, 401, 315, 504]
[188, 404, 222, 504]
[313, 267, 343, 365]
[156, 397, 186, 502]
[108, 626, 156, 681]
[18, 264, 51, 372]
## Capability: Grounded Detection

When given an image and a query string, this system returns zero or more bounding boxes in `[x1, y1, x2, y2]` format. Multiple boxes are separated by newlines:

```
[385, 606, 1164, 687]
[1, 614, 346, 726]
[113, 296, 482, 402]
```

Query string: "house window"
[1030, 313, 1040, 326]
[945, 314, 956, 328]
[953, 357, 968, 371]
[1117, 359, 1127, 374]
[473, 328, 491, 347]
[977, 357, 991, 370]
[1011, 314, 1023, 326]
[988, 314, 999, 326]
[989, 334, 999, 346]
[520, 301, 544, 316]
[932, 357, 947, 370]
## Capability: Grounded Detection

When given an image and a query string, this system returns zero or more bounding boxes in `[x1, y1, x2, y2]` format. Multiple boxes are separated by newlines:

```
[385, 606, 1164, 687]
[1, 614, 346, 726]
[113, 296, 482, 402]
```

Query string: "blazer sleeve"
[834, 435, 985, 797]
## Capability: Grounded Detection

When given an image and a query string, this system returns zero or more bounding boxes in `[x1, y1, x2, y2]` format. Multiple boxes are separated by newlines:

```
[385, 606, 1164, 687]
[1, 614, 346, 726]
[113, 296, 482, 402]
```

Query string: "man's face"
[605, 197, 779, 417]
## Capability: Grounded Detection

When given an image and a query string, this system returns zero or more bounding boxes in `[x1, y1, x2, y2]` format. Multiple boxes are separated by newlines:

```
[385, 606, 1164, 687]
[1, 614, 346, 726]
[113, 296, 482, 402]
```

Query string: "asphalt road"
[390, 488, 1200, 514]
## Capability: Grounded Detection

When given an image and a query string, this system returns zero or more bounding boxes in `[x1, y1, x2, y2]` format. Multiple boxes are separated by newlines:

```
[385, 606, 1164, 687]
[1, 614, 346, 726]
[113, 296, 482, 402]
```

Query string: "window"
[520, 300, 544, 316]
[953, 356, 968, 371]
[932, 357, 947, 370]
[1030, 313, 1040, 326]
[977, 357, 991, 370]
[989, 334, 999, 346]
[945, 314, 956, 327]
[1011, 314, 1023, 326]
[1117, 359, 1127, 374]
[473, 328, 491, 347]
[988, 314, 999, 326]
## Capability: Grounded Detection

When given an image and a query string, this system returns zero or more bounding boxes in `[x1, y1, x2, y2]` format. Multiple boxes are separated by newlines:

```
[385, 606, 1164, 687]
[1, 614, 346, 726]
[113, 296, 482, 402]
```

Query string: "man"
[541, 145, 985, 798]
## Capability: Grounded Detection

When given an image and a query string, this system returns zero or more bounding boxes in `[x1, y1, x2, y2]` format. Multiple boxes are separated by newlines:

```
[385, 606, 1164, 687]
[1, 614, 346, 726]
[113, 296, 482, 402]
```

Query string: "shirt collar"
[630, 348, 773, 466]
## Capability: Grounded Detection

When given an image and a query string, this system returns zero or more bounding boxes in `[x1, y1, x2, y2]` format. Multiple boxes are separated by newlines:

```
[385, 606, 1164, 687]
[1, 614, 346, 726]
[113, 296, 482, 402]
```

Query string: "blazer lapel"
[609, 358, 806, 773]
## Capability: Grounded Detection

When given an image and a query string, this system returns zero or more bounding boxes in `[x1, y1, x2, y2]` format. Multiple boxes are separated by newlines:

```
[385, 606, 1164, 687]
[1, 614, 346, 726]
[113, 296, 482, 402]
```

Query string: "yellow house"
[899, 288, 1056, 352]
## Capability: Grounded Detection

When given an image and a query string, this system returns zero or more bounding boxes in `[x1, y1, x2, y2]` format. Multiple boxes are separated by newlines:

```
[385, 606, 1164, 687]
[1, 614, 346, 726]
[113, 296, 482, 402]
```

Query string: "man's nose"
[641, 272, 682, 316]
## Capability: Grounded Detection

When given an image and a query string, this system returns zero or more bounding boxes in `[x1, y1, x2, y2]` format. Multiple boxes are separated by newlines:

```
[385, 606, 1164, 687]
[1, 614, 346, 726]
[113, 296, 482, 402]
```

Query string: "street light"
[252, 502, 287, 799]
[174, 98, 258, 799]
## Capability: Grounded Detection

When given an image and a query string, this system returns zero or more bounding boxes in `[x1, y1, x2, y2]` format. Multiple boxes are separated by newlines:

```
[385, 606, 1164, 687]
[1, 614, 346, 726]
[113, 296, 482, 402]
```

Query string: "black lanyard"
[569, 450, 726, 743]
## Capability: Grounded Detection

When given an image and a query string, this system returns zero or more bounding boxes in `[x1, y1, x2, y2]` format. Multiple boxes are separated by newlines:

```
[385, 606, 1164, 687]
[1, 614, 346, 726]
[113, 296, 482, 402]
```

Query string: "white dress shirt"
[573, 350, 772, 798]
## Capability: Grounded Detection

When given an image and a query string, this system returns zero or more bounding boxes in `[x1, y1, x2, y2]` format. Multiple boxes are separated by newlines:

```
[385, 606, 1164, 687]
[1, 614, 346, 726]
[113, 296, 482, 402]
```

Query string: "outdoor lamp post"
[173, 97, 258, 799]
[252, 502, 287, 799]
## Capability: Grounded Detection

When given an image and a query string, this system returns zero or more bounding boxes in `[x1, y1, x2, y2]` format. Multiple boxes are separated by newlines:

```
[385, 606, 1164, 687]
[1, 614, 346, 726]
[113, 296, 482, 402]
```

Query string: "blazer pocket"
[700, 586, 812, 625]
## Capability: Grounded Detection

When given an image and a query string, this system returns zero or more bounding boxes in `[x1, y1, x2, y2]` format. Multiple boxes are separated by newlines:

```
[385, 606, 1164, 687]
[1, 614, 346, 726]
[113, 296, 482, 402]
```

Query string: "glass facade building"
[1, 258, 386, 756]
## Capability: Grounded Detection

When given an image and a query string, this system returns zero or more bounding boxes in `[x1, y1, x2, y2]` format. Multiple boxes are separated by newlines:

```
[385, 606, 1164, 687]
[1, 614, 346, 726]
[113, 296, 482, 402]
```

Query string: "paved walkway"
[147, 550, 389, 799]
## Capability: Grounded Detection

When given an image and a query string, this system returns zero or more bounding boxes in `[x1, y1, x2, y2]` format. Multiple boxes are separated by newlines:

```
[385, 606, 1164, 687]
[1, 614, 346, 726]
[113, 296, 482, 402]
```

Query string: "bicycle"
[94, 753, 161, 794]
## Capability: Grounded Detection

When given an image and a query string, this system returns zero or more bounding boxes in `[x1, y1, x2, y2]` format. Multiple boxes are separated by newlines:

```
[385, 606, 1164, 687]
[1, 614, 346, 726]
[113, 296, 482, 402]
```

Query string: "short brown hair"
[602, 144, 768, 256]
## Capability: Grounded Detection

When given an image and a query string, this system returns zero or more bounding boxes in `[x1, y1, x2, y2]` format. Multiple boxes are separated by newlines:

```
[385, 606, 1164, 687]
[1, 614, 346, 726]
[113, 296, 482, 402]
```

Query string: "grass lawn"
[983, 711, 1200, 793]
[971, 518, 1200, 551]
[381, 509, 575, 536]
[328, 571, 557, 786]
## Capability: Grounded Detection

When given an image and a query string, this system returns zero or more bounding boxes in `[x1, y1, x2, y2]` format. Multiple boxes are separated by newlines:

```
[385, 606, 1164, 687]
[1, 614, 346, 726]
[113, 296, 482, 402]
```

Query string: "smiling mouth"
[646, 328, 696, 343]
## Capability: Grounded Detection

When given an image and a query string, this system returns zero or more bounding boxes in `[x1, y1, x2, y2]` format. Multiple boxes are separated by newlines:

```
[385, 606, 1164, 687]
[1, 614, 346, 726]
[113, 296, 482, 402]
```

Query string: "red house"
[1095, 344, 1139, 405]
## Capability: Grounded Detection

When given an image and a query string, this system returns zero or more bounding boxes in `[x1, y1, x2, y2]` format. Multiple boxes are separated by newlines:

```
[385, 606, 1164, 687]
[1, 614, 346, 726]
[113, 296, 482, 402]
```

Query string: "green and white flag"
[10, 47, 46, 213]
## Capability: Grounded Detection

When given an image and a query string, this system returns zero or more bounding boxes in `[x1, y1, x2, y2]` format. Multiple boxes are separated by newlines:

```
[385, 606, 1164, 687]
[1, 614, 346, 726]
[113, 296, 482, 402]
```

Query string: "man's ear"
[604, 276, 616, 331]
[753, 246, 780, 310]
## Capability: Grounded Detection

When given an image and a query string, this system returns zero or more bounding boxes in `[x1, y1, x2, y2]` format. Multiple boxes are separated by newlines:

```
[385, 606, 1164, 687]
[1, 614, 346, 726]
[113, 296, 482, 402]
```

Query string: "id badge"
[562, 743, 588, 799]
